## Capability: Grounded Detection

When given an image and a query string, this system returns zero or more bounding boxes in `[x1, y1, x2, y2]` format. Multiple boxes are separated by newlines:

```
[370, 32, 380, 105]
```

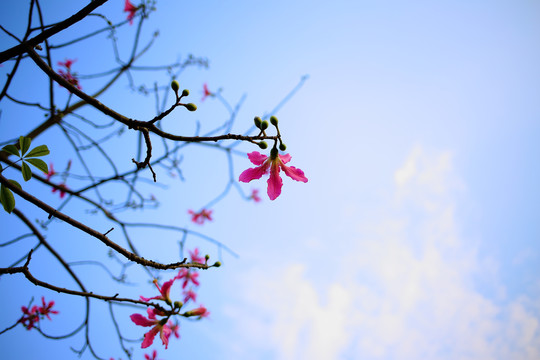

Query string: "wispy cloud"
[224, 145, 540, 360]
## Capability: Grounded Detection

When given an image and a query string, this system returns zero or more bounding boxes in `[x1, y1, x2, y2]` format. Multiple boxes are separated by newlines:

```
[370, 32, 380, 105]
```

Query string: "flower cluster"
[130, 248, 210, 349]
[19, 297, 59, 330]
[57, 59, 81, 90]
[188, 208, 212, 225]
[48, 160, 71, 198]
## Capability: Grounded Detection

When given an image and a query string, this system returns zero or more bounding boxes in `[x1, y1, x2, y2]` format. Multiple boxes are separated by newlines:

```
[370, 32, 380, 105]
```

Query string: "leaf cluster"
[0, 136, 50, 213]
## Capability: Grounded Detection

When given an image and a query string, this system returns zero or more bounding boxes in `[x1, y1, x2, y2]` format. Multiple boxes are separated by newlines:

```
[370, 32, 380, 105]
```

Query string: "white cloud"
[223, 146, 540, 360]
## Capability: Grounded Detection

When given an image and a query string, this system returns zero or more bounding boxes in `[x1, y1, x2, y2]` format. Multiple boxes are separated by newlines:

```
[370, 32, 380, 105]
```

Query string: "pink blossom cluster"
[47, 161, 71, 198]
[130, 248, 210, 349]
[19, 297, 59, 330]
[57, 59, 81, 90]
[188, 208, 212, 225]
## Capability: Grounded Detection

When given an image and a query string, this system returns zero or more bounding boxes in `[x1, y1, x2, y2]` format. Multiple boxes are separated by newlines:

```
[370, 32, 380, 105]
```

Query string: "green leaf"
[0, 183, 15, 213]
[1, 144, 20, 157]
[25, 158, 48, 174]
[19, 136, 31, 156]
[21, 161, 32, 181]
[9, 179, 22, 190]
[25, 144, 50, 158]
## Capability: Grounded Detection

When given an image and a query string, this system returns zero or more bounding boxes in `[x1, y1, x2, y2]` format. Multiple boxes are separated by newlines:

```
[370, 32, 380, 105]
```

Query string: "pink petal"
[161, 278, 175, 298]
[130, 314, 155, 327]
[239, 163, 269, 183]
[140, 295, 160, 302]
[141, 326, 159, 348]
[281, 164, 308, 183]
[278, 153, 292, 164]
[267, 162, 283, 200]
[247, 151, 268, 165]
[160, 325, 172, 348]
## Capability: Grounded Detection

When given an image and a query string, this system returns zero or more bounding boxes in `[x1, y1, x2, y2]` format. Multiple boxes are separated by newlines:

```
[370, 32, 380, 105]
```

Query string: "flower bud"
[254, 116, 262, 129]
[258, 141, 268, 149]
[279, 143, 287, 151]
[205, 254, 210, 260]
[261, 120, 269, 130]
[171, 80, 180, 92]
[185, 103, 197, 111]
[213, 261, 221, 267]
[182, 89, 189, 97]
[270, 116, 278, 126]
[174, 301, 183, 309]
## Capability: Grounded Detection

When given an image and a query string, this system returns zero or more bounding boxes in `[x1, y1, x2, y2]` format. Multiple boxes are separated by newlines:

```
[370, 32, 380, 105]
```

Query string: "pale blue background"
[1, 0, 539, 359]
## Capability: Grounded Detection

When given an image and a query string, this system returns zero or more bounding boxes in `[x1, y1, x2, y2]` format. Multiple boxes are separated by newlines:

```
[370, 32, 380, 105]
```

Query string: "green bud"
[270, 116, 278, 126]
[213, 261, 222, 267]
[205, 254, 210, 260]
[261, 120, 269, 130]
[174, 301, 183, 309]
[258, 141, 268, 149]
[279, 143, 287, 151]
[171, 80, 180, 92]
[182, 89, 189, 97]
[254, 116, 262, 129]
[185, 103, 197, 111]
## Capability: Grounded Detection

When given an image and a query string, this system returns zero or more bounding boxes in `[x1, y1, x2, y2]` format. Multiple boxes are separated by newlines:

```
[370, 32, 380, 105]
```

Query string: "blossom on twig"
[52, 183, 68, 198]
[239, 149, 308, 200]
[189, 248, 205, 264]
[167, 320, 180, 339]
[140, 278, 176, 304]
[46, 163, 55, 180]
[57, 59, 81, 90]
[201, 83, 213, 101]
[249, 188, 262, 202]
[124, 0, 138, 25]
[144, 350, 161, 360]
[176, 268, 200, 289]
[130, 308, 172, 349]
[37, 296, 59, 320]
[18, 297, 58, 330]
[182, 289, 197, 303]
[188, 209, 212, 225]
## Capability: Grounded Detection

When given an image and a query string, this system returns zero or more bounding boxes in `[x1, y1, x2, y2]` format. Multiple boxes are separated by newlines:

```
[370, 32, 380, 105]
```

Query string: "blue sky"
[1, 0, 540, 359]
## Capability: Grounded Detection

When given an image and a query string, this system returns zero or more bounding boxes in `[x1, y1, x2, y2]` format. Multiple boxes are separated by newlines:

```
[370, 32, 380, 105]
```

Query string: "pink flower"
[19, 305, 39, 330]
[184, 305, 209, 318]
[124, 0, 138, 24]
[130, 308, 172, 349]
[46, 163, 55, 180]
[239, 150, 308, 200]
[201, 83, 212, 101]
[176, 268, 200, 289]
[140, 278, 176, 304]
[58, 59, 75, 70]
[37, 296, 59, 320]
[182, 289, 197, 303]
[52, 183, 68, 198]
[189, 248, 205, 264]
[18, 297, 58, 330]
[144, 350, 160, 360]
[249, 188, 262, 202]
[188, 209, 212, 224]
[57, 59, 81, 90]
[167, 320, 180, 339]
